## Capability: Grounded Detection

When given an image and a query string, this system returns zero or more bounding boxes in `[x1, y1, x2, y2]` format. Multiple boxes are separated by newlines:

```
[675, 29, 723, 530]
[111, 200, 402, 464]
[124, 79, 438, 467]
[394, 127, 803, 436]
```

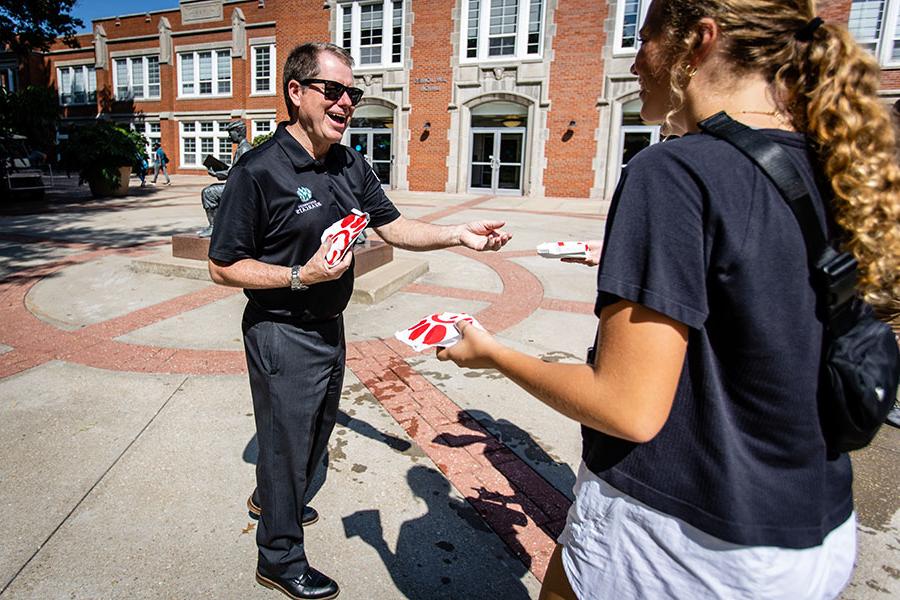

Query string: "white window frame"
[336, 0, 406, 69]
[56, 65, 97, 106]
[618, 124, 660, 171]
[849, 0, 900, 66]
[177, 49, 232, 99]
[613, 0, 651, 56]
[112, 56, 161, 101]
[251, 119, 277, 139]
[179, 119, 233, 167]
[129, 121, 161, 159]
[250, 44, 277, 96]
[459, 0, 545, 63]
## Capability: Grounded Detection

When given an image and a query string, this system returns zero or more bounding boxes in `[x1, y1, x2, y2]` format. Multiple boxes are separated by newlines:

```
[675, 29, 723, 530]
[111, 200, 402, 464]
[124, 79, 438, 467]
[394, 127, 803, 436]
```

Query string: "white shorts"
[558, 462, 856, 600]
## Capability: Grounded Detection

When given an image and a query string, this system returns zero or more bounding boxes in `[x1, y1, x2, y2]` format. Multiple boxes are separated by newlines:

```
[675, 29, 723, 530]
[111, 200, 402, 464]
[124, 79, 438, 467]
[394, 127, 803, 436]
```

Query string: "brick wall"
[543, 0, 608, 197]
[406, 0, 454, 192]
[272, 1, 330, 122]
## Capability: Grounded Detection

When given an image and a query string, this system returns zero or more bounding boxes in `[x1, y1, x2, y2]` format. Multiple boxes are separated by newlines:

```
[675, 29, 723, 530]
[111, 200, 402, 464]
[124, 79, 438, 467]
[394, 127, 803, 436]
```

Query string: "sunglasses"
[300, 79, 364, 106]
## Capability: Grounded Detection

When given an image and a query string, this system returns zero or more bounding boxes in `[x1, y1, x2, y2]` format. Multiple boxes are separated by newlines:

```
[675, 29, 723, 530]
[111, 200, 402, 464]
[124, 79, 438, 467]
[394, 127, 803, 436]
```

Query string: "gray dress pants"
[242, 304, 345, 578]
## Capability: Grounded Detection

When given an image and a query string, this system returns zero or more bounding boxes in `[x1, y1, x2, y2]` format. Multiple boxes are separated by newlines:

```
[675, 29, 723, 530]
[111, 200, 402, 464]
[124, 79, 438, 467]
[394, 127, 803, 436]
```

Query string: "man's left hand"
[457, 221, 512, 251]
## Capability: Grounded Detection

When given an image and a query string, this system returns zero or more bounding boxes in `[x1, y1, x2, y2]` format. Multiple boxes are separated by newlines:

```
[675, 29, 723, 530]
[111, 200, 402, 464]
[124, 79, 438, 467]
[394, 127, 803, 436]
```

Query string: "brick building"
[5, 0, 900, 198]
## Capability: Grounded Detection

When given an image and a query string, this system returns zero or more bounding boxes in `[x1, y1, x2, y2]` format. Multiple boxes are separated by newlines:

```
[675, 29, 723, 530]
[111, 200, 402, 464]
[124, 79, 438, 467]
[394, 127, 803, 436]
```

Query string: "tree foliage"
[0, 0, 84, 56]
[0, 85, 59, 154]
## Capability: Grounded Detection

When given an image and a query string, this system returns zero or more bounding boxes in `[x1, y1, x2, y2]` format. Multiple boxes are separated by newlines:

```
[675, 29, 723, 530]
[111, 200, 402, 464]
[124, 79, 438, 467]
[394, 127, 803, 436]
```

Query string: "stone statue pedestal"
[170, 234, 394, 277]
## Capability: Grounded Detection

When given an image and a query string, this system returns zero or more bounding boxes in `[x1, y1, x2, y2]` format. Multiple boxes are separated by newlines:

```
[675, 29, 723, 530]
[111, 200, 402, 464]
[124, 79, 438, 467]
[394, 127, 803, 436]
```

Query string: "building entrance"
[469, 128, 525, 194]
[350, 129, 392, 185]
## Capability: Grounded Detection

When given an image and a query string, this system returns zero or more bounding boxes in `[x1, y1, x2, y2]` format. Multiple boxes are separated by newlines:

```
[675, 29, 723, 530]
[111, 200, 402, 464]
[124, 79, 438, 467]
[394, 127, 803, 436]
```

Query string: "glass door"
[469, 128, 525, 194]
[349, 129, 392, 186]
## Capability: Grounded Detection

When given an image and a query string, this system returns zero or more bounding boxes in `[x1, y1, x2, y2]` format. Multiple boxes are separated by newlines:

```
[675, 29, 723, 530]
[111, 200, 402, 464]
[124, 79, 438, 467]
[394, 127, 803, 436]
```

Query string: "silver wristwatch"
[290, 265, 308, 291]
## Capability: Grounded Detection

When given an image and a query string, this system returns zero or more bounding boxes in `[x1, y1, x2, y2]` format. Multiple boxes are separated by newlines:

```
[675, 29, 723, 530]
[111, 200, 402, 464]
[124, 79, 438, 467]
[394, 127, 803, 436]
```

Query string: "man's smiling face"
[296, 51, 355, 149]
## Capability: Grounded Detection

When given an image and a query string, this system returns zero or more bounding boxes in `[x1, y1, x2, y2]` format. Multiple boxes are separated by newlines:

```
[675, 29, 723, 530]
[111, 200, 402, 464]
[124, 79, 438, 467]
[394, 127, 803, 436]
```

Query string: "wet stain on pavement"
[329, 437, 348, 469]
[539, 350, 583, 363]
[351, 463, 368, 473]
[441, 577, 451, 585]
[883, 564, 900, 580]
[418, 370, 451, 381]
[435, 541, 455, 552]
[462, 369, 505, 380]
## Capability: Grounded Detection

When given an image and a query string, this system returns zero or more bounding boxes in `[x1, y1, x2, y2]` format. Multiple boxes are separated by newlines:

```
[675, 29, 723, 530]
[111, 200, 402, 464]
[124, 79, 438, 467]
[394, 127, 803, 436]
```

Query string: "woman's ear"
[692, 17, 719, 66]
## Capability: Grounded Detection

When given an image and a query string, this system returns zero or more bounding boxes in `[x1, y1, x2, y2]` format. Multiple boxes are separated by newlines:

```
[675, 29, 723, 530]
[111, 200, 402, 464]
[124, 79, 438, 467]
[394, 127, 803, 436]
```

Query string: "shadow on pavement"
[343, 465, 531, 599]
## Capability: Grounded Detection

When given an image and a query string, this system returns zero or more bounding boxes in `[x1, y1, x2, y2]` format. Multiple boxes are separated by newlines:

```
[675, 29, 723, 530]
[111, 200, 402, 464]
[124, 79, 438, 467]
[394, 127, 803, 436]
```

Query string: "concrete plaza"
[0, 176, 897, 599]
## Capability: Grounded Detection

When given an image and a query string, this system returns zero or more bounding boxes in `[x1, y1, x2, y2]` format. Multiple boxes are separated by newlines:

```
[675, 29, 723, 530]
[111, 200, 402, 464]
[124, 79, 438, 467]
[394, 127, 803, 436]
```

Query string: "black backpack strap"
[698, 111, 828, 260]
[698, 111, 859, 325]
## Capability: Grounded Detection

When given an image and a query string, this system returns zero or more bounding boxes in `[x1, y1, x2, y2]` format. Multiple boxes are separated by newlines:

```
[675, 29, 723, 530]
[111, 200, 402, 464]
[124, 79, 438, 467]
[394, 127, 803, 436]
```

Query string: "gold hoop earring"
[684, 64, 698, 80]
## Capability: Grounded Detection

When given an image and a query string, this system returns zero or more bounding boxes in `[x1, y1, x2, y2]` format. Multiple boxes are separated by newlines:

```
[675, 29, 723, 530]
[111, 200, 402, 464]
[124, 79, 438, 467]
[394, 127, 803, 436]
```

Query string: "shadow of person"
[438, 410, 576, 539]
[342, 465, 532, 599]
[453, 409, 577, 501]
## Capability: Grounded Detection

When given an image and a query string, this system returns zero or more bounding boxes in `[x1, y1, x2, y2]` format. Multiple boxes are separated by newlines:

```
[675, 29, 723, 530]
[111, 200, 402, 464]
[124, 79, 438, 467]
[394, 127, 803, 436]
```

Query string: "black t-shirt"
[208, 123, 401, 321]
[586, 130, 852, 549]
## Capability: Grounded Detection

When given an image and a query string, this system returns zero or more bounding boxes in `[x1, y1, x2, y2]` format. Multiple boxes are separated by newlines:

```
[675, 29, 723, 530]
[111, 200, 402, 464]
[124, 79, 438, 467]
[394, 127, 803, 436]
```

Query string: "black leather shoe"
[256, 567, 339, 600]
[247, 490, 319, 526]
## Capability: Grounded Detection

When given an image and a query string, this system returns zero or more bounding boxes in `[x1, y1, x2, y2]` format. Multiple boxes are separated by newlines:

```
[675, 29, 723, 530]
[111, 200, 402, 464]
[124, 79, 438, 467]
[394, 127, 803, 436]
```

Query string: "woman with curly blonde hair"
[439, 0, 900, 598]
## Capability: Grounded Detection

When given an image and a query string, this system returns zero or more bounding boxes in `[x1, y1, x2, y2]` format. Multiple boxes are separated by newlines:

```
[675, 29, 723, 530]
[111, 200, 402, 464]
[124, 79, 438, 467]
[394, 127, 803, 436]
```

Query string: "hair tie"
[795, 16, 824, 41]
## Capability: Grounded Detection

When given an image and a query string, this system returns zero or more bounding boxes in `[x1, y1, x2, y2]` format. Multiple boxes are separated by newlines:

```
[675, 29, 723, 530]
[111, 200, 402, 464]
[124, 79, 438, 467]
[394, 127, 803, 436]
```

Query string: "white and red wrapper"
[536, 241, 590, 259]
[394, 312, 485, 352]
[320, 208, 371, 266]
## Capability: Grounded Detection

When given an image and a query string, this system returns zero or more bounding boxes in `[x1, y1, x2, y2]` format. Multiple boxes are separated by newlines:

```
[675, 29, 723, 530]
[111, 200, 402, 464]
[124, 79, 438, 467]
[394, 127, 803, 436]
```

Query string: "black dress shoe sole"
[255, 572, 339, 600]
[247, 495, 319, 526]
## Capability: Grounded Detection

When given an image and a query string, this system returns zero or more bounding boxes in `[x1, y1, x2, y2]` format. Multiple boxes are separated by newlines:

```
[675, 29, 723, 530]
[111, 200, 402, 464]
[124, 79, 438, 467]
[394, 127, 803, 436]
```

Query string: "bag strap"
[698, 111, 828, 261]
[698, 111, 859, 328]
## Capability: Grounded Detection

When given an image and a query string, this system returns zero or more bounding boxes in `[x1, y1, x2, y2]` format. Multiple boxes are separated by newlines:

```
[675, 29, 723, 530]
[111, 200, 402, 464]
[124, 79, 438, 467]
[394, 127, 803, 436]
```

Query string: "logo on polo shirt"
[295, 186, 322, 214]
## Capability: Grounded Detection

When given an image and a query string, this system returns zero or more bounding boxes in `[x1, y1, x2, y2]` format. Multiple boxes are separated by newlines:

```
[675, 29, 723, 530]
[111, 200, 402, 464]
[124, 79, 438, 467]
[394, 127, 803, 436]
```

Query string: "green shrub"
[61, 121, 146, 189]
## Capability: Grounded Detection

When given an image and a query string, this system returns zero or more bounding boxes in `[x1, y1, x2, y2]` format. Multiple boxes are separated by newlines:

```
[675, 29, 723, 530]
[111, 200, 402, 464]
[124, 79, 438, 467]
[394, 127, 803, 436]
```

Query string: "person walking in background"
[208, 42, 510, 600]
[439, 1, 900, 599]
[151, 142, 170, 185]
[134, 151, 149, 187]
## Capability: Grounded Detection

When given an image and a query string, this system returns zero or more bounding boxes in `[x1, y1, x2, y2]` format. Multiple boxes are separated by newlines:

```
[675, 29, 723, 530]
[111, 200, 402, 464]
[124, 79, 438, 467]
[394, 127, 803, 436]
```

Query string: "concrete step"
[130, 246, 428, 304]
[351, 256, 429, 304]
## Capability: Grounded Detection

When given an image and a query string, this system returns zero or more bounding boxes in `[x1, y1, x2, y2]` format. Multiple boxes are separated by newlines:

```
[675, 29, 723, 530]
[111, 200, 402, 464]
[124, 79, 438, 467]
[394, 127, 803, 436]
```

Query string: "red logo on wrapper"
[394, 312, 485, 352]
[320, 209, 370, 266]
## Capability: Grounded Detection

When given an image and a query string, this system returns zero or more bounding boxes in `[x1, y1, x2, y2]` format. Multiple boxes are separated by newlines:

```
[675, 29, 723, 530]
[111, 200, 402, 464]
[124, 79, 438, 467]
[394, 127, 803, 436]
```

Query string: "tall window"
[461, 0, 544, 61]
[614, 0, 650, 54]
[180, 120, 233, 167]
[113, 56, 161, 100]
[0, 64, 16, 92]
[178, 49, 232, 97]
[251, 44, 276, 95]
[337, 1, 405, 67]
[57, 65, 97, 106]
[849, 0, 900, 65]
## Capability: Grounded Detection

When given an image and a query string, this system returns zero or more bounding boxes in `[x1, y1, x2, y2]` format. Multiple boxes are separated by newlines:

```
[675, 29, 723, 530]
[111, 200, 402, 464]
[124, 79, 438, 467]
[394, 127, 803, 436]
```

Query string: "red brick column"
[543, 0, 608, 197]
[407, 1, 454, 192]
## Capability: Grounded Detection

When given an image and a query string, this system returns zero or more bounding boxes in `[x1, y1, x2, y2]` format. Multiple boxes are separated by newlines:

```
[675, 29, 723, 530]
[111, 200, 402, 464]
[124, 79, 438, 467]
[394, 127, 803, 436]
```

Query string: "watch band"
[290, 265, 308, 291]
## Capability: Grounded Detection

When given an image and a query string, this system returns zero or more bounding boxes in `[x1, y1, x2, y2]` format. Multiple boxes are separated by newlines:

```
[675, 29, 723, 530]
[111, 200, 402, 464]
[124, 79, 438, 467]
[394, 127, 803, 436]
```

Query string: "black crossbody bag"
[699, 112, 899, 453]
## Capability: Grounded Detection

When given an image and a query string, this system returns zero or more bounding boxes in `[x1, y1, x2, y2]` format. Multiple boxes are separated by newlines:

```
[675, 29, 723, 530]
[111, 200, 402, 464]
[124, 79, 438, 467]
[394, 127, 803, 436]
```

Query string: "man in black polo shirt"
[208, 42, 510, 600]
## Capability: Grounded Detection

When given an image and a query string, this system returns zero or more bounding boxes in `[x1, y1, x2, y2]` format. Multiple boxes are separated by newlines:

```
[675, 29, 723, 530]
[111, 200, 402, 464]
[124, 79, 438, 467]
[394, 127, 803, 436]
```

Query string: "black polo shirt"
[208, 123, 401, 321]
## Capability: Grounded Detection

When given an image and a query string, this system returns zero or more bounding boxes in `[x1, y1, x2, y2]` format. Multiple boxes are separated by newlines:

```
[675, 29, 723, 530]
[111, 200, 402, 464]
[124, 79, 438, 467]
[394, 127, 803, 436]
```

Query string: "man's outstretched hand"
[457, 221, 512, 252]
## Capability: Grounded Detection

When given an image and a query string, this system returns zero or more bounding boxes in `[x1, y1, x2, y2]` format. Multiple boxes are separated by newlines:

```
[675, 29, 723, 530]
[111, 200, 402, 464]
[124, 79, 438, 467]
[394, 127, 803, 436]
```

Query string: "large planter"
[88, 166, 132, 198]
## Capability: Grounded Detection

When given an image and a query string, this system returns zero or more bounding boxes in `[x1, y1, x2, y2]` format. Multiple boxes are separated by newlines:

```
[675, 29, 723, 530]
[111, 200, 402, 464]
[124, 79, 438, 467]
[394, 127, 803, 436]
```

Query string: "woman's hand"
[436, 320, 503, 369]
[561, 240, 602, 267]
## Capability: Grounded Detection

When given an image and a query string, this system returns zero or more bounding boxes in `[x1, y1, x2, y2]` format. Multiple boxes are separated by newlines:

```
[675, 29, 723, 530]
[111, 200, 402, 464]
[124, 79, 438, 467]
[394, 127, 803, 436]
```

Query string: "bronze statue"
[198, 120, 253, 237]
